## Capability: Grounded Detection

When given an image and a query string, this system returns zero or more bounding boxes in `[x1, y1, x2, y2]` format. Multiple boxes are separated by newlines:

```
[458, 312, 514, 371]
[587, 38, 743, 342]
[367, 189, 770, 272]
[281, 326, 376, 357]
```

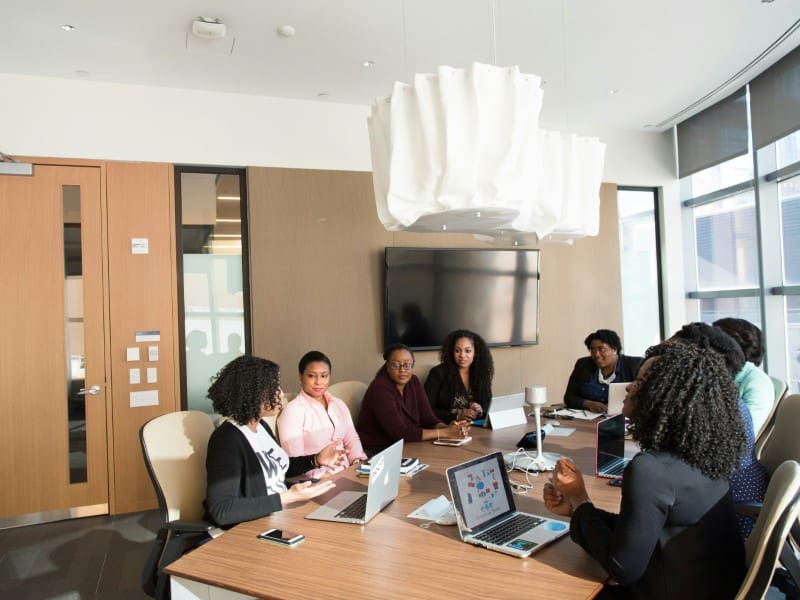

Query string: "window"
[617, 187, 662, 355]
[176, 168, 250, 413]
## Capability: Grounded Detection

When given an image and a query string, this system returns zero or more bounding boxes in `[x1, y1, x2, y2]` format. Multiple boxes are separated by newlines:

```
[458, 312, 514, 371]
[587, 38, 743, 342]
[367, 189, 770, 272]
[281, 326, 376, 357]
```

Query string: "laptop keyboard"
[474, 514, 544, 545]
[600, 458, 628, 476]
[335, 494, 367, 519]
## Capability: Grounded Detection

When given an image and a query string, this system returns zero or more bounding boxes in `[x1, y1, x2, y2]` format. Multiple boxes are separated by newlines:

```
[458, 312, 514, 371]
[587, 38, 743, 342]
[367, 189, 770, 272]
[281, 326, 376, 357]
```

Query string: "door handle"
[78, 385, 101, 396]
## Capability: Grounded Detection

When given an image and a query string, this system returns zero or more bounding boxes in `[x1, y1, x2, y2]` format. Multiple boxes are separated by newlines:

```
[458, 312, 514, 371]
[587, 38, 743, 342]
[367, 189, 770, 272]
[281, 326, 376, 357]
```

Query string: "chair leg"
[142, 527, 168, 598]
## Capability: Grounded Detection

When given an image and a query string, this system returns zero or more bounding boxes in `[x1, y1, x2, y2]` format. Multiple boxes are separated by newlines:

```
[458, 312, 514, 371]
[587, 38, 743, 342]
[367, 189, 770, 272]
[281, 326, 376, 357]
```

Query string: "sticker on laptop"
[370, 454, 385, 484]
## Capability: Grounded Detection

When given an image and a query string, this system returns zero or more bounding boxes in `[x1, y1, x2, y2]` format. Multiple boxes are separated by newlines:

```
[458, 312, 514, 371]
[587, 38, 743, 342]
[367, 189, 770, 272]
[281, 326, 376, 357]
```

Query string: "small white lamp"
[524, 386, 560, 471]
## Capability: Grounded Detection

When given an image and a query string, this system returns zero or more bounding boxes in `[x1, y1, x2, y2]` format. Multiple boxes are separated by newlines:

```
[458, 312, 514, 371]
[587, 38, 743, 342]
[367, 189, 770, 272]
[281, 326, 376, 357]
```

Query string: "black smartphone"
[607, 477, 623, 487]
[257, 528, 305, 546]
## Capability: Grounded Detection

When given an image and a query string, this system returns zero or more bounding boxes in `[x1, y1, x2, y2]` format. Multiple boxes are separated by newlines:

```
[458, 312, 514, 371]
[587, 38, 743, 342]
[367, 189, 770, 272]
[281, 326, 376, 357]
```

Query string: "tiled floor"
[0, 510, 160, 600]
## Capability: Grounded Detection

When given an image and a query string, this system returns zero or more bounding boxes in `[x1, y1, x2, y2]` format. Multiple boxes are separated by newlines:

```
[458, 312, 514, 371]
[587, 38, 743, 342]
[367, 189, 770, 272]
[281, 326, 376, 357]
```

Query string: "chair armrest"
[735, 502, 763, 520]
[164, 519, 214, 535]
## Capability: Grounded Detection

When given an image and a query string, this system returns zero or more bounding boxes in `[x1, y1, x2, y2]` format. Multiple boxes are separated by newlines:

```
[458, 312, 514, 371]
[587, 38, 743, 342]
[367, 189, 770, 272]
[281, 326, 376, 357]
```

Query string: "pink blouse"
[277, 389, 367, 479]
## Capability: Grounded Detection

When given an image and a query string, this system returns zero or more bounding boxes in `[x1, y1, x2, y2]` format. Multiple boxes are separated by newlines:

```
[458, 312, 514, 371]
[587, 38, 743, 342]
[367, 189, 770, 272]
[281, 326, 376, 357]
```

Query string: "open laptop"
[305, 439, 402, 524]
[595, 413, 630, 478]
[446, 452, 569, 558]
[606, 382, 627, 415]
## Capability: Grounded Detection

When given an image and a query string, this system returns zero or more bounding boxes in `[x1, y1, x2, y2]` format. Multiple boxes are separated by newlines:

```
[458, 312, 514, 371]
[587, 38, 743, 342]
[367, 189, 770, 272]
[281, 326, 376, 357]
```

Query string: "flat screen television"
[384, 247, 540, 350]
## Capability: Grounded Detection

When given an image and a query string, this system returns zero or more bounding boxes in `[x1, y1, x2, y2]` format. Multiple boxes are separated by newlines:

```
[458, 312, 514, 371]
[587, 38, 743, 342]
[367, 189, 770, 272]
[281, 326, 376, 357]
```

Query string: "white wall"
[1, 73, 685, 331]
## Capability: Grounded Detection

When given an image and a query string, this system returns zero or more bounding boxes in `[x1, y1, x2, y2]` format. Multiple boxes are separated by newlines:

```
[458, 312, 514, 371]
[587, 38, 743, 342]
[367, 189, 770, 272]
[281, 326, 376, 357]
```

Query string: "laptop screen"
[597, 413, 626, 471]
[447, 452, 515, 532]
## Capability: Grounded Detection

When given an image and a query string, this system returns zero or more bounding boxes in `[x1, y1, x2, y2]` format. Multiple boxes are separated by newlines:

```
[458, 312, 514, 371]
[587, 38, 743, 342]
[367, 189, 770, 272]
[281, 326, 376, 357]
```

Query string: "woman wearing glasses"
[563, 329, 642, 413]
[356, 343, 469, 455]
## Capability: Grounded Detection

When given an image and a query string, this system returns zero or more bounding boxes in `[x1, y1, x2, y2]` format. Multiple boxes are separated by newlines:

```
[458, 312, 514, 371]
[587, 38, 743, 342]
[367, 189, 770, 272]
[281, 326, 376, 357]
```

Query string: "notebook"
[305, 439, 402, 524]
[606, 383, 627, 415]
[446, 452, 569, 558]
[595, 414, 630, 479]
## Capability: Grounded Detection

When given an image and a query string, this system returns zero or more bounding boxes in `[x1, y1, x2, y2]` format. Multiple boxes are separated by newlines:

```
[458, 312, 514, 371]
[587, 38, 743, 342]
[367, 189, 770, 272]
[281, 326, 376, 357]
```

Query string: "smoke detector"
[191, 17, 226, 39]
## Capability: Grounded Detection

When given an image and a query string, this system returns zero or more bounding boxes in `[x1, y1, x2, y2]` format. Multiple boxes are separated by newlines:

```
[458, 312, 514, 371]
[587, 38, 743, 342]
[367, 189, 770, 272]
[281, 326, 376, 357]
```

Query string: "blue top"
[734, 361, 774, 435]
[730, 397, 769, 537]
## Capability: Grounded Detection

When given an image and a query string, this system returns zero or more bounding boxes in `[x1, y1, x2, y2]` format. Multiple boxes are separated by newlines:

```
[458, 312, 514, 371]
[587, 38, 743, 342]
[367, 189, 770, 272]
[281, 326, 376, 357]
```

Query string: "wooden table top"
[167, 417, 623, 600]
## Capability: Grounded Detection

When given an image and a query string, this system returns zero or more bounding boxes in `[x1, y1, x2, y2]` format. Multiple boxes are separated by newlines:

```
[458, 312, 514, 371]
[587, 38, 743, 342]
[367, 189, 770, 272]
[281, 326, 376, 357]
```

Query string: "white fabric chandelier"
[367, 63, 605, 242]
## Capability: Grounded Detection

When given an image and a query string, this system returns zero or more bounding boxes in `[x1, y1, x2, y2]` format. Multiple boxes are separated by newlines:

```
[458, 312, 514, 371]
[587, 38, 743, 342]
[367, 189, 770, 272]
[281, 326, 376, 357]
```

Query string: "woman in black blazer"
[424, 329, 494, 422]
[563, 329, 642, 413]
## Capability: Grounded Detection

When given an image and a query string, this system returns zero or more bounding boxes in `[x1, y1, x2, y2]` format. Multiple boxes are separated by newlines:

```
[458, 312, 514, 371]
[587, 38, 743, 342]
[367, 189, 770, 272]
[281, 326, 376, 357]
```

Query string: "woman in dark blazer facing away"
[424, 329, 494, 423]
[564, 329, 642, 413]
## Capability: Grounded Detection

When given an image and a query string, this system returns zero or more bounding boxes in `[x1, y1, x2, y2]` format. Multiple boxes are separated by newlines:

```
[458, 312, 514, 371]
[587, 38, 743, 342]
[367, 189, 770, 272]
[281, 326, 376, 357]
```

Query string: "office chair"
[754, 376, 789, 452]
[140, 411, 217, 599]
[327, 380, 368, 422]
[735, 460, 800, 600]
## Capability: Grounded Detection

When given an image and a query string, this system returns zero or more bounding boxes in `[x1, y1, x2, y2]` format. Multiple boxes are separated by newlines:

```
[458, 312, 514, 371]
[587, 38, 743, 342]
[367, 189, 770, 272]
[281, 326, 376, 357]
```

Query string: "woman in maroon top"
[356, 343, 469, 455]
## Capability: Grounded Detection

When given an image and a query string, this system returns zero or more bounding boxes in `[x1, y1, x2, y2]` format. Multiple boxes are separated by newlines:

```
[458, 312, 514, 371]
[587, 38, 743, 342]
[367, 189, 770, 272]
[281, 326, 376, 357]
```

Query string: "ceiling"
[3, 1, 800, 135]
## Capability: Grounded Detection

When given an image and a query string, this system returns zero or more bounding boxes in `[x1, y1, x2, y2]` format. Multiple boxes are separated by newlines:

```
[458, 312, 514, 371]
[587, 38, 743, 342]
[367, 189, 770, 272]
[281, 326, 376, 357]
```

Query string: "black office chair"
[140, 411, 217, 599]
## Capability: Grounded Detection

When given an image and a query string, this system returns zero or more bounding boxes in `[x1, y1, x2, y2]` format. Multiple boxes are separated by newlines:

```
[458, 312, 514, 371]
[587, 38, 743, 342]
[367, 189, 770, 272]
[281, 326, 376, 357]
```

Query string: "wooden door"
[0, 165, 108, 522]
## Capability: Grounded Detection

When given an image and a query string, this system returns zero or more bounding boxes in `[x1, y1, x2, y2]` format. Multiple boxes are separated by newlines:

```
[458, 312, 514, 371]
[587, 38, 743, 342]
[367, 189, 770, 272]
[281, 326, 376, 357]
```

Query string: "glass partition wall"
[176, 167, 250, 414]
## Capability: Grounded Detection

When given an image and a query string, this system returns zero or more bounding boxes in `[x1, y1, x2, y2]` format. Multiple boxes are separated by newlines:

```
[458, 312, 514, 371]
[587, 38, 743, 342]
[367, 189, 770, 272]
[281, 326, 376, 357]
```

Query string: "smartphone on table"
[257, 528, 305, 547]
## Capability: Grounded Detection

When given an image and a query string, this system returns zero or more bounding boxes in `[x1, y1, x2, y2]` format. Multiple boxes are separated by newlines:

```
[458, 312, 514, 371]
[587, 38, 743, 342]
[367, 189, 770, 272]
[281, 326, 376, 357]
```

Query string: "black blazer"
[424, 363, 492, 423]
[563, 354, 642, 409]
[204, 420, 316, 528]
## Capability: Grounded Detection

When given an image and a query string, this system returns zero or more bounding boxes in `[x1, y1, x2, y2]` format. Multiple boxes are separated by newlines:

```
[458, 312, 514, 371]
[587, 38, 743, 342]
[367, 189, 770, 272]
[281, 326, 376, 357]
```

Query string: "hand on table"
[582, 400, 607, 414]
[443, 420, 471, 438]
[281, 479, 336, 504]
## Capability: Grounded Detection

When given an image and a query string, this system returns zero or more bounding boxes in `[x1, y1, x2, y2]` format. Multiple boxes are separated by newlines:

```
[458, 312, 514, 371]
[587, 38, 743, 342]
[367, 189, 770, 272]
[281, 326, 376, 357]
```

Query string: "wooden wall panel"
[248, 167, 622, 406]
[106, 162, 179, 514]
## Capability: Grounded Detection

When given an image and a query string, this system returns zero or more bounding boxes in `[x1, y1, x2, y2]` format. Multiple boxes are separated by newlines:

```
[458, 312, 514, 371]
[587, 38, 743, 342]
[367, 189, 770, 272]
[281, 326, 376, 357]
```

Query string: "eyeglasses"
[388, 361, 415, 371]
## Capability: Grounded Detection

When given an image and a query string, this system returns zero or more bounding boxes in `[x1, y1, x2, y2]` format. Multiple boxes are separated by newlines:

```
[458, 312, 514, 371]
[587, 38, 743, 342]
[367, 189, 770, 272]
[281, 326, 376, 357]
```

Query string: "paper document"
[408, 495, 455, 521]
[548, 408, 603, 421]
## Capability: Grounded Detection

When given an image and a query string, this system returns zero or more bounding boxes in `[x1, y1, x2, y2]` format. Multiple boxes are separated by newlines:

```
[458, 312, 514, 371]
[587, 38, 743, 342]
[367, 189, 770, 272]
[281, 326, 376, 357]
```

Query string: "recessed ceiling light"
[317, 92, 329, 97]
[61, 24, 76, 32]
[276, 25, 296, 37]
[362, 60, 375, 68]
[609, 89, 619, 95]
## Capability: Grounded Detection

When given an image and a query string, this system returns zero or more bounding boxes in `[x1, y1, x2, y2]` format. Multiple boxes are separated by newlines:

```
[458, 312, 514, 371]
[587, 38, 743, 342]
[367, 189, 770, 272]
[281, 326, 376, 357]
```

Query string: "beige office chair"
[735, 460, 800, 600]
[328, 380, 368, 422]
[140, 411, 216, 599]
[754, 376, 789, 451]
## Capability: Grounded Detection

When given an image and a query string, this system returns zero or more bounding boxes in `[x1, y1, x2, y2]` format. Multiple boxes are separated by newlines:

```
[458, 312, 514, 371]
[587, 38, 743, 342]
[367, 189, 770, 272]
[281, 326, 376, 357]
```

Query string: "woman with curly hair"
[714, 317, 774, 434]
[424, 329, 494, 422]
[204, 355, 342, 528]
[563, 329, 642, 413]
[543, 341, 747, 599]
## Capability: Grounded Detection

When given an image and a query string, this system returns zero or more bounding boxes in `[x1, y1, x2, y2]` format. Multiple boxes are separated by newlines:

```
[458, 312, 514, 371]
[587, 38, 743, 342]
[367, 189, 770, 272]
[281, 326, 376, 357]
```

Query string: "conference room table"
[167, 415, 628, 600]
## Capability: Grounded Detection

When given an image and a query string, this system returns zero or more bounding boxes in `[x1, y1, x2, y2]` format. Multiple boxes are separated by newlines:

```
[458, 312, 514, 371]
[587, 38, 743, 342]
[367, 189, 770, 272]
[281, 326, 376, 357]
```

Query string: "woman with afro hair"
[424, 329, 494, 422]
[204, 355, 342, 528]
[543, 340, 747, 599]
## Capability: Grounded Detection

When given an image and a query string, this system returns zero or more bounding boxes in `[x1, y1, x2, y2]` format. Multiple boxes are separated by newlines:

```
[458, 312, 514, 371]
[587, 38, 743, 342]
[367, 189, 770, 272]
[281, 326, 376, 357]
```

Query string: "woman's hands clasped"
[442, 419, 472, 439]
[542, 457, 591, 518]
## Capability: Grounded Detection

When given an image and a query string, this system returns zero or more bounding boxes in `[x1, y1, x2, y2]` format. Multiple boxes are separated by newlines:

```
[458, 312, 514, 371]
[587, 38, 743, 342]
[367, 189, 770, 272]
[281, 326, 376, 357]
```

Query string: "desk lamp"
[525, 386, 560, 472]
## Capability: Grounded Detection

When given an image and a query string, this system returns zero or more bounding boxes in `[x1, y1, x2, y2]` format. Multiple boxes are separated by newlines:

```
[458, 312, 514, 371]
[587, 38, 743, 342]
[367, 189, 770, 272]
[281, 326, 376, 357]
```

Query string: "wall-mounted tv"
[384, 247, 540, 350]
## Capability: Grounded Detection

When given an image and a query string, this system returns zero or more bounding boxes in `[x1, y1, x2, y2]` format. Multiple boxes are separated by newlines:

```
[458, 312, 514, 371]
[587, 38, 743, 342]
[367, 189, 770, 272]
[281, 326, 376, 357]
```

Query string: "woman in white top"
[204, 355, 344, 528]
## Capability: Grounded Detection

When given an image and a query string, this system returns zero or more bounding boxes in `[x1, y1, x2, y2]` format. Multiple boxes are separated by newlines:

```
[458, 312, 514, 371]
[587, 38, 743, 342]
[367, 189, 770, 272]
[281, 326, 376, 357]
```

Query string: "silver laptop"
[595, 414, 630, 479]
[446, 452, 569, 558]
[606, 383, 627, 415]
[305, 439, 402, 524]
[480, 392, 526, 429]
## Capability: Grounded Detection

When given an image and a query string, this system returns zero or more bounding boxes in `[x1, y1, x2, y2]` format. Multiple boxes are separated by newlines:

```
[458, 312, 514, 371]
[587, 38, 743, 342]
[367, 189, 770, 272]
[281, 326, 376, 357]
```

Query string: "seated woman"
[424, 329, 494, 422]
[278, 350, 367, 479]
[670, 322, 768, 537]
[204, 355, 343, 528]
[356, 343, 470, 455]
[714, 317, 774, 435]
[544, 340, 747, 600]
[564, 329, 642, 412]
